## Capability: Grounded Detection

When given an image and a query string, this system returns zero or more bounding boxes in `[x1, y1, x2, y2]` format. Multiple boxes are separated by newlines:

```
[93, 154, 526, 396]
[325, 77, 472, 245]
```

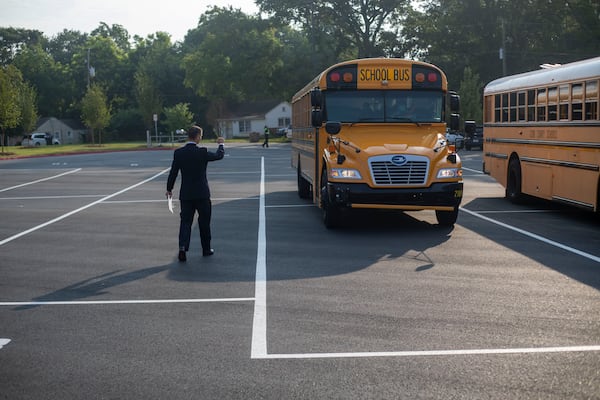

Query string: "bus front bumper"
[325, 182, 463, 210]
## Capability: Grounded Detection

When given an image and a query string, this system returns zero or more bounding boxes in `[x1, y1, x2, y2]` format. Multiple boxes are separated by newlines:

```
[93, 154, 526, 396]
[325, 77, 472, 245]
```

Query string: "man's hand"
[216, 137, 225, 144]
[166, 191, 172, 198]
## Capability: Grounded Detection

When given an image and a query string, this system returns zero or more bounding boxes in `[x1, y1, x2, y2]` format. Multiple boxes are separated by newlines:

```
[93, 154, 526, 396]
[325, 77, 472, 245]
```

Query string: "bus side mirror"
[449, 92, 460, 113]
[450, 114, 460, 131]
[325, 121, 341, 134]
[311, 109, 323, 127]
[311, 88, 322, 108]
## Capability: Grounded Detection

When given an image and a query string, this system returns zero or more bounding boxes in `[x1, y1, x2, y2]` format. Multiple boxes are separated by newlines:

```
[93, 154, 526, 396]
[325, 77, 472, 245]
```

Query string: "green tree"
[458, 66, 482, 124]
[81, 84, 111, 145]
[183, 7, 284, 124]
[403, 0, 600, 87]
[163, 103, 194, 136]
[0, 27, 46, 65]
[0, 65, 22, 152]
[47, 29, 89, 65]
[12, 43, 74, 117]
[134, 69, 162, 131]
[17, 81, 38, 134]
[257, 0, 410, 59]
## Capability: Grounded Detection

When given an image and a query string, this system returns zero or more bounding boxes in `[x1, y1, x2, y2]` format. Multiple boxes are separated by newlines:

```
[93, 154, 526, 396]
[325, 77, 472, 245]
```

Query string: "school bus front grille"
[369, 156, 429, 185]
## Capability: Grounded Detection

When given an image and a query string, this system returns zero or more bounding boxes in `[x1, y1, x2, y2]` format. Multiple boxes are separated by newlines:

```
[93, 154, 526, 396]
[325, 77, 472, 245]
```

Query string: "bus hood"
[336, 125, 446, 155]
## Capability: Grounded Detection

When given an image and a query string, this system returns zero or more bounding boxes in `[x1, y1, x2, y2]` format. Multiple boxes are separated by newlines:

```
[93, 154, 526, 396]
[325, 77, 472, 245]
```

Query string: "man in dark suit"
[166, 125, 225, 262]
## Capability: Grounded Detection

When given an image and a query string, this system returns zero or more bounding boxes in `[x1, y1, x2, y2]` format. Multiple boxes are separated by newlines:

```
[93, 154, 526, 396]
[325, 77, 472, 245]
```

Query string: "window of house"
[239, 120, 251, 133]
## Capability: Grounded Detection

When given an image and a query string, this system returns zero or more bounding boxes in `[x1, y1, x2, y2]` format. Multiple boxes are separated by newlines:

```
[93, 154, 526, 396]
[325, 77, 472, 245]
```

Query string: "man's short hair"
[187, 125, 203, 140]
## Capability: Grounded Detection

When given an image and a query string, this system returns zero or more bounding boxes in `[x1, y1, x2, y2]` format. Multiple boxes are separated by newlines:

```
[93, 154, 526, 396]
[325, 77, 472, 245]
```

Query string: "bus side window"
[585, 80, 598, 120]
[527, 90, 535, 121]
[537, 88, 547, 121]
[572, 83, 583, 120]
[548, 87, 558, 121]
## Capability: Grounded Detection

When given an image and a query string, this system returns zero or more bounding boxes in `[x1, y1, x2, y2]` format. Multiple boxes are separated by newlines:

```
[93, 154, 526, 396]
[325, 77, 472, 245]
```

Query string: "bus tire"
[320, 168, 340, 229]
[436, 206, 458, 227]
[506, 157, 523, 203]
[297, 159, 311, 199]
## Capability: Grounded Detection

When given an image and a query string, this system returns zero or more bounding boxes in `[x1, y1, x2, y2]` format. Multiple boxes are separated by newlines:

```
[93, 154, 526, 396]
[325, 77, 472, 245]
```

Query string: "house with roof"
[34, 117, 88, 144]
[215, 100, 291, 139]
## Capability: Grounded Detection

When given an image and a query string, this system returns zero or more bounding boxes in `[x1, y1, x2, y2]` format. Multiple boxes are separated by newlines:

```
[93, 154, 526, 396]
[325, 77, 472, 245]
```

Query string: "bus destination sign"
[358, 66, 412, 89]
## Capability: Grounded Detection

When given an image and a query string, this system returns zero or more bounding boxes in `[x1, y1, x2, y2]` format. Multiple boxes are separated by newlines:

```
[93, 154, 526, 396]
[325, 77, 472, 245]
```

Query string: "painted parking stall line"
[0, 167, 170, 247]
[251, 156, 268, 359]
[460, 207, 600, 263]
[0, 168, 81, 193]
[0, 339, 10, 350]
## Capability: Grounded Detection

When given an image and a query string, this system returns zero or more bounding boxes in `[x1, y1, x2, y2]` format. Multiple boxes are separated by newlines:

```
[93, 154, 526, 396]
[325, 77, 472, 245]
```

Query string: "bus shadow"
[163, 193, 454, 284]
[460, 196, 600, 291]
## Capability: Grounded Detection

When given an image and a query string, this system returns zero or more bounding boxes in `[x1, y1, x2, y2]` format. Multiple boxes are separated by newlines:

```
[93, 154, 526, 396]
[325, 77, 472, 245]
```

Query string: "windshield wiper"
[387, 116, 421, 126]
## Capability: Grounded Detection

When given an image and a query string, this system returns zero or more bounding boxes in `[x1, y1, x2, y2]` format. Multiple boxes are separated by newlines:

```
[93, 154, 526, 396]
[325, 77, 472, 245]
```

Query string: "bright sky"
[1, 0, 260, 42]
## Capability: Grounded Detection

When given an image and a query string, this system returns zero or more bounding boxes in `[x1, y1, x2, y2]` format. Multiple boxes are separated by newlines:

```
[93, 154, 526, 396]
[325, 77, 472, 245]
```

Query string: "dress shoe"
[202, 249, 214, 256]
[178, 250, 187, 262]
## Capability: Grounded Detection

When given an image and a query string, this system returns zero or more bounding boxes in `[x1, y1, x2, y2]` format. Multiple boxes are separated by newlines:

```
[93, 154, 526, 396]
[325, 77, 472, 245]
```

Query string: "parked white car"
[444, 130, 464, 149]
[21, 133, 60, 146]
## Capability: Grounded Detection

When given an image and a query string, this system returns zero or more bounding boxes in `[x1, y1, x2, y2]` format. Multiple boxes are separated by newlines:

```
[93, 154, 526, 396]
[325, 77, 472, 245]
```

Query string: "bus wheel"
[320, 168, 340, 229]
[506, 158, 523, 203]
[436, 206, 458, 227]
[297, 159, 311, 199]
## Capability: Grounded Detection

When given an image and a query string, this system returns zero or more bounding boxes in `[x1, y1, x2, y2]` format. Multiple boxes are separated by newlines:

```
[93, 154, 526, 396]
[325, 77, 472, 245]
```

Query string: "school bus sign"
[358, 66, 412, 89]
[325, 61, 444, 90]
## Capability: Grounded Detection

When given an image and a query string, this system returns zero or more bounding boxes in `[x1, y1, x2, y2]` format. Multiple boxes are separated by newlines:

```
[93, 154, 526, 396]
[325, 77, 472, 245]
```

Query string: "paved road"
[1, 144, 599, 399]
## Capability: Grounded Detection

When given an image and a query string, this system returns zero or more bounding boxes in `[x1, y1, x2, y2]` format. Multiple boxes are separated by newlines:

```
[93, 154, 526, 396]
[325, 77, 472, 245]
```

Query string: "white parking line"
[247, 161, 599, 359]
[0, 168, 170, 247]
[0, 168, 81, 192]
[0, 338, 10, 349]
[460, 207, 600, 263]
[251, 157, 268, 359]
[255, 345, 600, 359]
[0, 298, 254, 306]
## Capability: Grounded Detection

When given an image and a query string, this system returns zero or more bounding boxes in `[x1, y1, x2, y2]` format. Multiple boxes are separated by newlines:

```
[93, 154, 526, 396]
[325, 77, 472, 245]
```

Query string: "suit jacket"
[166, 143, 225, 200]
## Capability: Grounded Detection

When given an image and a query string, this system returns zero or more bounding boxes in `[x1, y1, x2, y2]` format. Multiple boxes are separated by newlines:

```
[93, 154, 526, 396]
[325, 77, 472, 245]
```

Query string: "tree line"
[1, 0, 598, 146]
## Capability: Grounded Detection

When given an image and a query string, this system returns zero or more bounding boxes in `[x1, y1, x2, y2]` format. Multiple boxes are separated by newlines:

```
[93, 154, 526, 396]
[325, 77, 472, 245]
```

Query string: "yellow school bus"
[291, 58, 463, 228]
[482, 57, 600, 211]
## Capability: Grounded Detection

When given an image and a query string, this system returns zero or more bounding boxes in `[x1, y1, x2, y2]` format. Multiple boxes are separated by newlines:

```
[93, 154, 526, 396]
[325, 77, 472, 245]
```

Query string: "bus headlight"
[331, 168, 362, 179]
[436, 168, 462, 179]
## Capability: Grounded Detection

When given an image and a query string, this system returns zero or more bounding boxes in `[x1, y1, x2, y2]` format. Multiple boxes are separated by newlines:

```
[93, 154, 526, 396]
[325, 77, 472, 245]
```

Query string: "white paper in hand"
[168, 195, 174, 213]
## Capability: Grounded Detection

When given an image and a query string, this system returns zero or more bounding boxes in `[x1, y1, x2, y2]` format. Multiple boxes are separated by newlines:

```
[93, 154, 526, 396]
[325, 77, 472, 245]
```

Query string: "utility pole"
[500, 19, 507, 76]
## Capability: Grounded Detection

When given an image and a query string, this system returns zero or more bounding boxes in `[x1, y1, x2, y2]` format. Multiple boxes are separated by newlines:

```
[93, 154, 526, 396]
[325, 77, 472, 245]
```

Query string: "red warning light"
[330, 72, 341, 82]
[428, 72, 438, 82]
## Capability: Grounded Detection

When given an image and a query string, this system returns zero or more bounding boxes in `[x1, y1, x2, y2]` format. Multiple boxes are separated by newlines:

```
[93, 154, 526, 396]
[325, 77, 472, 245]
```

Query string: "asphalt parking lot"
[1, 143, 599, 399]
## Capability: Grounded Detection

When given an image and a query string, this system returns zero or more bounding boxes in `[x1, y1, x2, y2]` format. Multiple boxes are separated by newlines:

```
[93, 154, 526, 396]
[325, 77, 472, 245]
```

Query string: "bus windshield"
[324, 90, 443, 123]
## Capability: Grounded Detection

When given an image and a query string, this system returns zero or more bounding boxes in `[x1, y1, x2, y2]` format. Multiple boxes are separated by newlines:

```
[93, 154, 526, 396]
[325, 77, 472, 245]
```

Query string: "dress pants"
[178, 198, 212, 252]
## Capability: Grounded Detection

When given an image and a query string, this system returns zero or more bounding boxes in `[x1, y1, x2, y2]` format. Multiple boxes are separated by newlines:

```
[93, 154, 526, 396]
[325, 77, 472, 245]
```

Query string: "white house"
[216, 100, 291, 139]
[34, 117, 88, 144]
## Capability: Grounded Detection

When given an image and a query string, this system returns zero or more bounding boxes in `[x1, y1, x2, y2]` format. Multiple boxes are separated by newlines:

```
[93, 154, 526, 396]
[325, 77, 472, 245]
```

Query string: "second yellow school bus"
[482, 56, 600, 211]
[291, 58, 463, 228]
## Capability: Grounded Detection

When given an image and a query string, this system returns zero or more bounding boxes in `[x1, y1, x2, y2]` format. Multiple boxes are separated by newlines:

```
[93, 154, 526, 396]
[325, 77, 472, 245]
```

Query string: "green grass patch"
[0, 142, 151, 159]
